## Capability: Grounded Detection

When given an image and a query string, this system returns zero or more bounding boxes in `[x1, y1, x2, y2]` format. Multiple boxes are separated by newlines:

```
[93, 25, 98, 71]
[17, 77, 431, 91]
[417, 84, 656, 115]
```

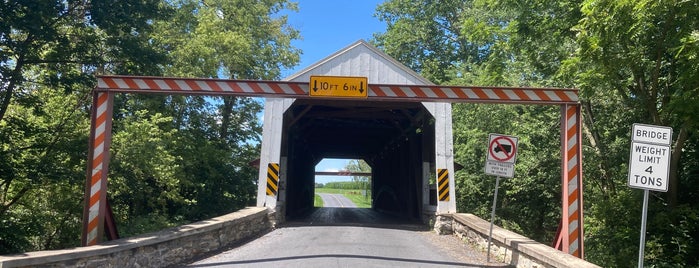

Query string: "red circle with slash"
[489, 136, 517, 162]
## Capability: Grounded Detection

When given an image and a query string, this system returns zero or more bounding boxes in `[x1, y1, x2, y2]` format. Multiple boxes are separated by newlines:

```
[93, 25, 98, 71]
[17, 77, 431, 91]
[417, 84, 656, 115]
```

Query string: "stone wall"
[0, 207, 270, 268]
[436, 213, 601, 268]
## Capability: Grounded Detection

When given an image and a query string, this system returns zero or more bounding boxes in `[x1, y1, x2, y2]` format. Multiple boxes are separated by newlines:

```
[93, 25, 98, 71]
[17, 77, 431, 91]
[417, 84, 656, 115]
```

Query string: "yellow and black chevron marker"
[437, 169, 450, 201]
[266, 163, 280, 196]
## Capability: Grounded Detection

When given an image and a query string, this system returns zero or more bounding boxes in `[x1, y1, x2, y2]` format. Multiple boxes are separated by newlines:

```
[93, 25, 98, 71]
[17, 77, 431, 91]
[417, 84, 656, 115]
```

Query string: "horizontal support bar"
[315, 171, 372, 176]
[96, 76, 578, 105]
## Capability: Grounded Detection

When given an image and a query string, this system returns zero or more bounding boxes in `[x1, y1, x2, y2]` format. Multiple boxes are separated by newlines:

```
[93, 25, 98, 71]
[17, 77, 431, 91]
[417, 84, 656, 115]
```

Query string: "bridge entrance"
[281, 100, 434, 220]
[83, 40, 584, 258]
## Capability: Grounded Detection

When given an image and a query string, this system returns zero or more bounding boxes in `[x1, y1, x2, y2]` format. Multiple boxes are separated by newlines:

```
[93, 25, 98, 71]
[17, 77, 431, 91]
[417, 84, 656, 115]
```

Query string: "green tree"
[374, 0, 481, 84]
[139, 0, 300, 220]
[573, 0, 699, 265]
[375, 0, 579, 244]
[374, 0, 580, 87]
[104, 0, 300, 234]
[452, 104, 562, 241]
[376, 0, 699, 266]
[0, 0, 168, 122]
[0, 87, 90, 252]
[0, 0, 169, 253]
[575, 0, 699, 209]
[109, 109, 182, 234]
[346, 159, 371, 197]
[0, 0, 301, 254]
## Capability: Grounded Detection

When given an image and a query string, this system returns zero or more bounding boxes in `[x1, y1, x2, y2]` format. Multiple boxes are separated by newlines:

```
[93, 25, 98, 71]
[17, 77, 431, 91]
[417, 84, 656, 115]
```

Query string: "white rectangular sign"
[485, 161, 514, 178]
[628, 124, 672, 192]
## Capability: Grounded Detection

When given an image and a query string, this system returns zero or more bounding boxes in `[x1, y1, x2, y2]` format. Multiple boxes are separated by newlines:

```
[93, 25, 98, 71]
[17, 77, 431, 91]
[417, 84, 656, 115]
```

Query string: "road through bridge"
[317, 193, 357, 208]
[185, 197, 509, 268]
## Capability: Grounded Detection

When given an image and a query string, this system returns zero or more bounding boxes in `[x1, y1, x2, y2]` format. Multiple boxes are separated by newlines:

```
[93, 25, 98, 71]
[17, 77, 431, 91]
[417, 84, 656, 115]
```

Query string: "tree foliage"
[346, 159, 371, 187]
[376, 0, 698, 267]
[0, 0, 299, 254]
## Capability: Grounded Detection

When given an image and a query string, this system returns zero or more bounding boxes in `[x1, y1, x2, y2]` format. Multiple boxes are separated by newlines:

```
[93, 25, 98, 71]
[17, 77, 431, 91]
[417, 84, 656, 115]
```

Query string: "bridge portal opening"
[314, 158, 372, 208]
[282, 100, 435, 221]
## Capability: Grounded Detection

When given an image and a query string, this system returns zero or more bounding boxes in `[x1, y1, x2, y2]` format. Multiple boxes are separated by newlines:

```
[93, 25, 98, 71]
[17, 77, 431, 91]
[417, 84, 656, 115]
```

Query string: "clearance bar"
[96, 76, 578, 105]
[315, 171, 372, 176]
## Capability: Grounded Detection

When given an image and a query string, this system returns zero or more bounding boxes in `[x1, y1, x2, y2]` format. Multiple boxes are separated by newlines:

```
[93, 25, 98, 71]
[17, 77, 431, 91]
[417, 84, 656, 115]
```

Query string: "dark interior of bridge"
[282, 99, 436, 221]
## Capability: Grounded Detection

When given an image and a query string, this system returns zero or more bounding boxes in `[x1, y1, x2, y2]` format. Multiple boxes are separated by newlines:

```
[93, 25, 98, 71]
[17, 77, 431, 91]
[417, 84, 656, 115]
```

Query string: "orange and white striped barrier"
[97, 76, 306, 96]
[370, 85, 578, 104]
[95, 76, 578, 105]
[84, 75, 584, 258]
[554, 104, 584, 258]
[82, 92, 114, 246]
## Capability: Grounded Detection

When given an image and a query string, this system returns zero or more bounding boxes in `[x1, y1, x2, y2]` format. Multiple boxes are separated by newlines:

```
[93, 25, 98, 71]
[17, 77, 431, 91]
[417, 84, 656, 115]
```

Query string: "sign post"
[484, 133, 518, 262]
[486, 175, 501, 263]
[628, 123, 672, 268]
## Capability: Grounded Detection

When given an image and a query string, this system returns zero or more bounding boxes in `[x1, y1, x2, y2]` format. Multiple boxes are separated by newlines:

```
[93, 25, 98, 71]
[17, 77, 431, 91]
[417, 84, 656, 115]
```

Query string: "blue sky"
[281, 0, 386, 184]
[281, 0, 387, 78]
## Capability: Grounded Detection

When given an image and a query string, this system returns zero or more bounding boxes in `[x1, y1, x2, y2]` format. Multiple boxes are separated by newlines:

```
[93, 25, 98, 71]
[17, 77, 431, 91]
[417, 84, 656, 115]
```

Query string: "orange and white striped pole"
[556, 104, 584, 258]
[81, 91, 114, 246]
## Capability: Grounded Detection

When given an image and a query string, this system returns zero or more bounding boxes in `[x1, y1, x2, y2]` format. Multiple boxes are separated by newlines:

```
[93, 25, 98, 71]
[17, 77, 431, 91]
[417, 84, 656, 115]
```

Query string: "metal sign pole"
[487, 176, 501, 262]
[638, 189, 649, 268]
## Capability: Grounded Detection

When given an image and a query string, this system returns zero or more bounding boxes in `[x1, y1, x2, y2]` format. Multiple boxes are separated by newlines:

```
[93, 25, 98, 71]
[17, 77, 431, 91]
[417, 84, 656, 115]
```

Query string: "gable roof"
[283, 40, 433, 85]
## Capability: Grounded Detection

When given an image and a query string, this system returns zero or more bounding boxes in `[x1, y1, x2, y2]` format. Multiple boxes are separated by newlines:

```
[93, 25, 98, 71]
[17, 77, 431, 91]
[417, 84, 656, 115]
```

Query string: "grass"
[314, 192, 324, 207]
[315, 187, 372, 208]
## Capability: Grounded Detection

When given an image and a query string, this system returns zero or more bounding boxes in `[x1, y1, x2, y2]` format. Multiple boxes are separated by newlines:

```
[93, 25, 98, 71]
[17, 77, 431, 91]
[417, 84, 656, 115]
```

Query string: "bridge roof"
[283, 40, 433, 85]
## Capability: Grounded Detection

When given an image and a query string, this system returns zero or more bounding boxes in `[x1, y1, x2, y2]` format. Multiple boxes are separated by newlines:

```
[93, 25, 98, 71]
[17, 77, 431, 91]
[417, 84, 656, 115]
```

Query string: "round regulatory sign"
[489, 135, 517, 162]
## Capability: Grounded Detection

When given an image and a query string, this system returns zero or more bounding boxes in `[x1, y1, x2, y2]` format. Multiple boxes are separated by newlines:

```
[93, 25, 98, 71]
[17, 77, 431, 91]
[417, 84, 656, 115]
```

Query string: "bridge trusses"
[84, 75, 584, 258]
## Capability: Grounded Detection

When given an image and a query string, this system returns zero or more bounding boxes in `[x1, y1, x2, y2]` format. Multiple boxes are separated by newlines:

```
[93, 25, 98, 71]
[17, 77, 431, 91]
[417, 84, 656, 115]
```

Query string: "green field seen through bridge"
[315, 183, 372, 208]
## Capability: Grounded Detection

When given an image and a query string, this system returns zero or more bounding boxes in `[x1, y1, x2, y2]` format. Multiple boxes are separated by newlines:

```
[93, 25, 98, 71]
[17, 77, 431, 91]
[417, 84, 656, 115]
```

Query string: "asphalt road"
[317, 193, 357, 208]
[184, 195, 510, 268]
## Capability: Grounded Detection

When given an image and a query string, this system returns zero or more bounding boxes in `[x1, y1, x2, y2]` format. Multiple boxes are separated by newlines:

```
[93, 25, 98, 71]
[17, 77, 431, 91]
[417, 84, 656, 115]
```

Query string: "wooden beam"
[315, 171, 372, 176]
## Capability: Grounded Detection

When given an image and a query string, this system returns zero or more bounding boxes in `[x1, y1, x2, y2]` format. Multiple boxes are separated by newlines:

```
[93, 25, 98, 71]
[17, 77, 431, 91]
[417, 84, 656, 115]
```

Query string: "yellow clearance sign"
[309, 75, 368, 98]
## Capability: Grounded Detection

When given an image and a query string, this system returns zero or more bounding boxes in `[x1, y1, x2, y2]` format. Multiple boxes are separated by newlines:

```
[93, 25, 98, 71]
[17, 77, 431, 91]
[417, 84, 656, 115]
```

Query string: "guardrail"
[436, 213, 601, 268]
[0, 207, 270, 268]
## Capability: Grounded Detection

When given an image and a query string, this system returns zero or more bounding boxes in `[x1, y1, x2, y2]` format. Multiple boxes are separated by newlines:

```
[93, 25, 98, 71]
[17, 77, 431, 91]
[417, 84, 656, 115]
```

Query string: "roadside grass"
[314, 193, 324, 207]
[315, 188, 372, 208]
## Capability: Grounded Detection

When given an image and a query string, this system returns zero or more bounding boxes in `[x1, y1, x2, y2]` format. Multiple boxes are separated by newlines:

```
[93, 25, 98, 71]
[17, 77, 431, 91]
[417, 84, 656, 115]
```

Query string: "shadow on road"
[186, 253, 509, 267]
[284, 207, 428, 231]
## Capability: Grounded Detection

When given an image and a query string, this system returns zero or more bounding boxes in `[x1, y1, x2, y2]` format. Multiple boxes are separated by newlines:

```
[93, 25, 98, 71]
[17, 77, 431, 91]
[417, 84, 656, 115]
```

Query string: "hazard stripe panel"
[564, 105, 583, 258]
[84, 92, 113, 246]
[437, 169, 450, 201]
[553, 104, 584, 258]
[96, 76, 578, 104]
[266, 163, 280, 196]
[97, 76, 307, 96]
[370, 85, 577, 104]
